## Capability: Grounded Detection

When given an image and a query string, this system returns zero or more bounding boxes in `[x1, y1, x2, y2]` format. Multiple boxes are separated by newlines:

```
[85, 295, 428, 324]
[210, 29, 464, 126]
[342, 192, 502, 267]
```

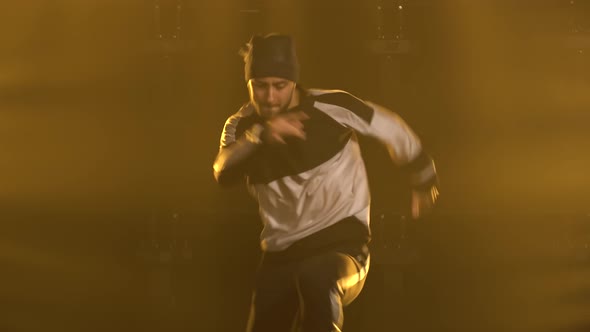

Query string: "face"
[248, 77, 296, 118]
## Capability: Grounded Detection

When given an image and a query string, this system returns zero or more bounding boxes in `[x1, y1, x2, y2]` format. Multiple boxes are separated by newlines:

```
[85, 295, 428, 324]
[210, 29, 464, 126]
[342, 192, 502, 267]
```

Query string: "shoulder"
[308, 88, 356, 100]
[226, 102, 256, 122]
[307, 88, 374, 122]
[224, 102, 258, 128]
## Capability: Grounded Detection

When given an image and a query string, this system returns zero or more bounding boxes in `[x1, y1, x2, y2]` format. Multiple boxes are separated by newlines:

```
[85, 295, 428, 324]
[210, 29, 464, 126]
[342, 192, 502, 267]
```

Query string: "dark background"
[1, 1, 589, 331]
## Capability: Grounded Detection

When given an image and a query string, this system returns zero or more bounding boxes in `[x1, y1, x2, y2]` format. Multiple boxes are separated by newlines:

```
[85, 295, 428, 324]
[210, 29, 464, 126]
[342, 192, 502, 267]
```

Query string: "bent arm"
[213, 103, 263, 187]
[364, 101, 439, 190]
[311, 90, 439, 218]
[311, 91, 437, 188]
[213, 124, 263, 186]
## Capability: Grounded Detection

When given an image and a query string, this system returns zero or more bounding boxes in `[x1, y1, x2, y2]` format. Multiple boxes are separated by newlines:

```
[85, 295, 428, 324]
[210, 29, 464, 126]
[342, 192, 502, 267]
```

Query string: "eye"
[252, 82, 266, 89]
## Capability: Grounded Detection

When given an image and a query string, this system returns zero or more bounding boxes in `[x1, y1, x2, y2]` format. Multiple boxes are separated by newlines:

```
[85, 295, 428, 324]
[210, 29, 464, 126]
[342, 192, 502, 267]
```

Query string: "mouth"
[261, 106, 280, 113]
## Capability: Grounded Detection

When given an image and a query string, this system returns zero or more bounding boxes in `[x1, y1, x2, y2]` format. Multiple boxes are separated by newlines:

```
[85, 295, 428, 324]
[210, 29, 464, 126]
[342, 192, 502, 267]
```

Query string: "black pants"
[246, 241, 370, 332]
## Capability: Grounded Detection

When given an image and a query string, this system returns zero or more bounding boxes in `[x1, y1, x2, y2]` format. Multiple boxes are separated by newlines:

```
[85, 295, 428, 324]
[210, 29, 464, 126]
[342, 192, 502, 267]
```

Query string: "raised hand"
[411, 185, 439, 219]
[264, 111, 310, 144]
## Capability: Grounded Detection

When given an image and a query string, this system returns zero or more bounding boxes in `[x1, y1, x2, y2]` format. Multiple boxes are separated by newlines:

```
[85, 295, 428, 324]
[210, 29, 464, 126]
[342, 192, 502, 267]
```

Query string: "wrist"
[244, 123, 265, 145]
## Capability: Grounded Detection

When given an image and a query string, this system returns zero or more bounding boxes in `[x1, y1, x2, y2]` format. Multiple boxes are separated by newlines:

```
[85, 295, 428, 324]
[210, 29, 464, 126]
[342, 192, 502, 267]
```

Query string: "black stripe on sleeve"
[313, 91, 374, 124]
[401, 150, 432, 173]
[400, 151, 439, 190]
[413, 173, 439, 191]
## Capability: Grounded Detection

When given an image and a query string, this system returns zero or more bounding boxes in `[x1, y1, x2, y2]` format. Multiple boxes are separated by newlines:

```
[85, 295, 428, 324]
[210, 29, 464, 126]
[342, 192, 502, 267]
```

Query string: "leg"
[247, 258, 300, 332]
[295, 250, 370, 332]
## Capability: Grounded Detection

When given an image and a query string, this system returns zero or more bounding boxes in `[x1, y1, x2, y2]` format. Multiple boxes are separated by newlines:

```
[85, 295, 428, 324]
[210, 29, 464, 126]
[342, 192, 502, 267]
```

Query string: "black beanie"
[242, 34, 300, 82]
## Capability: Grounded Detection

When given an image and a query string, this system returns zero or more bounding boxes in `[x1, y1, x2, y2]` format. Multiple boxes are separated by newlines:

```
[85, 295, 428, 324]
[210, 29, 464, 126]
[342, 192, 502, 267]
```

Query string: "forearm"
[367, 102, 423, 165]
[407, 151, 439, 218]
[213, 124, 263, 185]
[401, 150, 438, 190]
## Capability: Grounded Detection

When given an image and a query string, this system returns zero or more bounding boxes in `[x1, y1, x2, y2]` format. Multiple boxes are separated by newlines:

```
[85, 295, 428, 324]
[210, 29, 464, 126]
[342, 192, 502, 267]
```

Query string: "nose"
[265, 87, 276, 104]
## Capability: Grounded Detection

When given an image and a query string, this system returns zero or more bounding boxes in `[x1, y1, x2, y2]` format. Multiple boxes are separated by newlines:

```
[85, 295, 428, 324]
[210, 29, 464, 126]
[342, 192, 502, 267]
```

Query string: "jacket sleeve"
[311, 90, 438, 190]
[213, 103, 258, 187]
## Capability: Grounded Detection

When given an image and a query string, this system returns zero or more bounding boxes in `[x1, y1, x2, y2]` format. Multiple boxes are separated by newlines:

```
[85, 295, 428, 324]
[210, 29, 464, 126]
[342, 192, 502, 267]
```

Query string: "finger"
[294, 111, 309, 120]
[280, 121, 307, 139]
[271, 132, 286, 144]
[411, 192, 420, 219]
[267, 117, 307, 141]
[289, 119, 305, 130]
[288, 128, 307, 140]
[285, 111, 309, 121]
[266, 118, 292, 135]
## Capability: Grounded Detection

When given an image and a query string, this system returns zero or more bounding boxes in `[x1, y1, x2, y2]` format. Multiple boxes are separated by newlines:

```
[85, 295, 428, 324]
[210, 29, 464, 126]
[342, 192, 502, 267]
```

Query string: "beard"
[256, 94, 293, 119]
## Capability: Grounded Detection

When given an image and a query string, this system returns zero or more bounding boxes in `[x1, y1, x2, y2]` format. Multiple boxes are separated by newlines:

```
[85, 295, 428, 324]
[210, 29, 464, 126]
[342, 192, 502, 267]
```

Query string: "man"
[213, 33, 439, 332]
